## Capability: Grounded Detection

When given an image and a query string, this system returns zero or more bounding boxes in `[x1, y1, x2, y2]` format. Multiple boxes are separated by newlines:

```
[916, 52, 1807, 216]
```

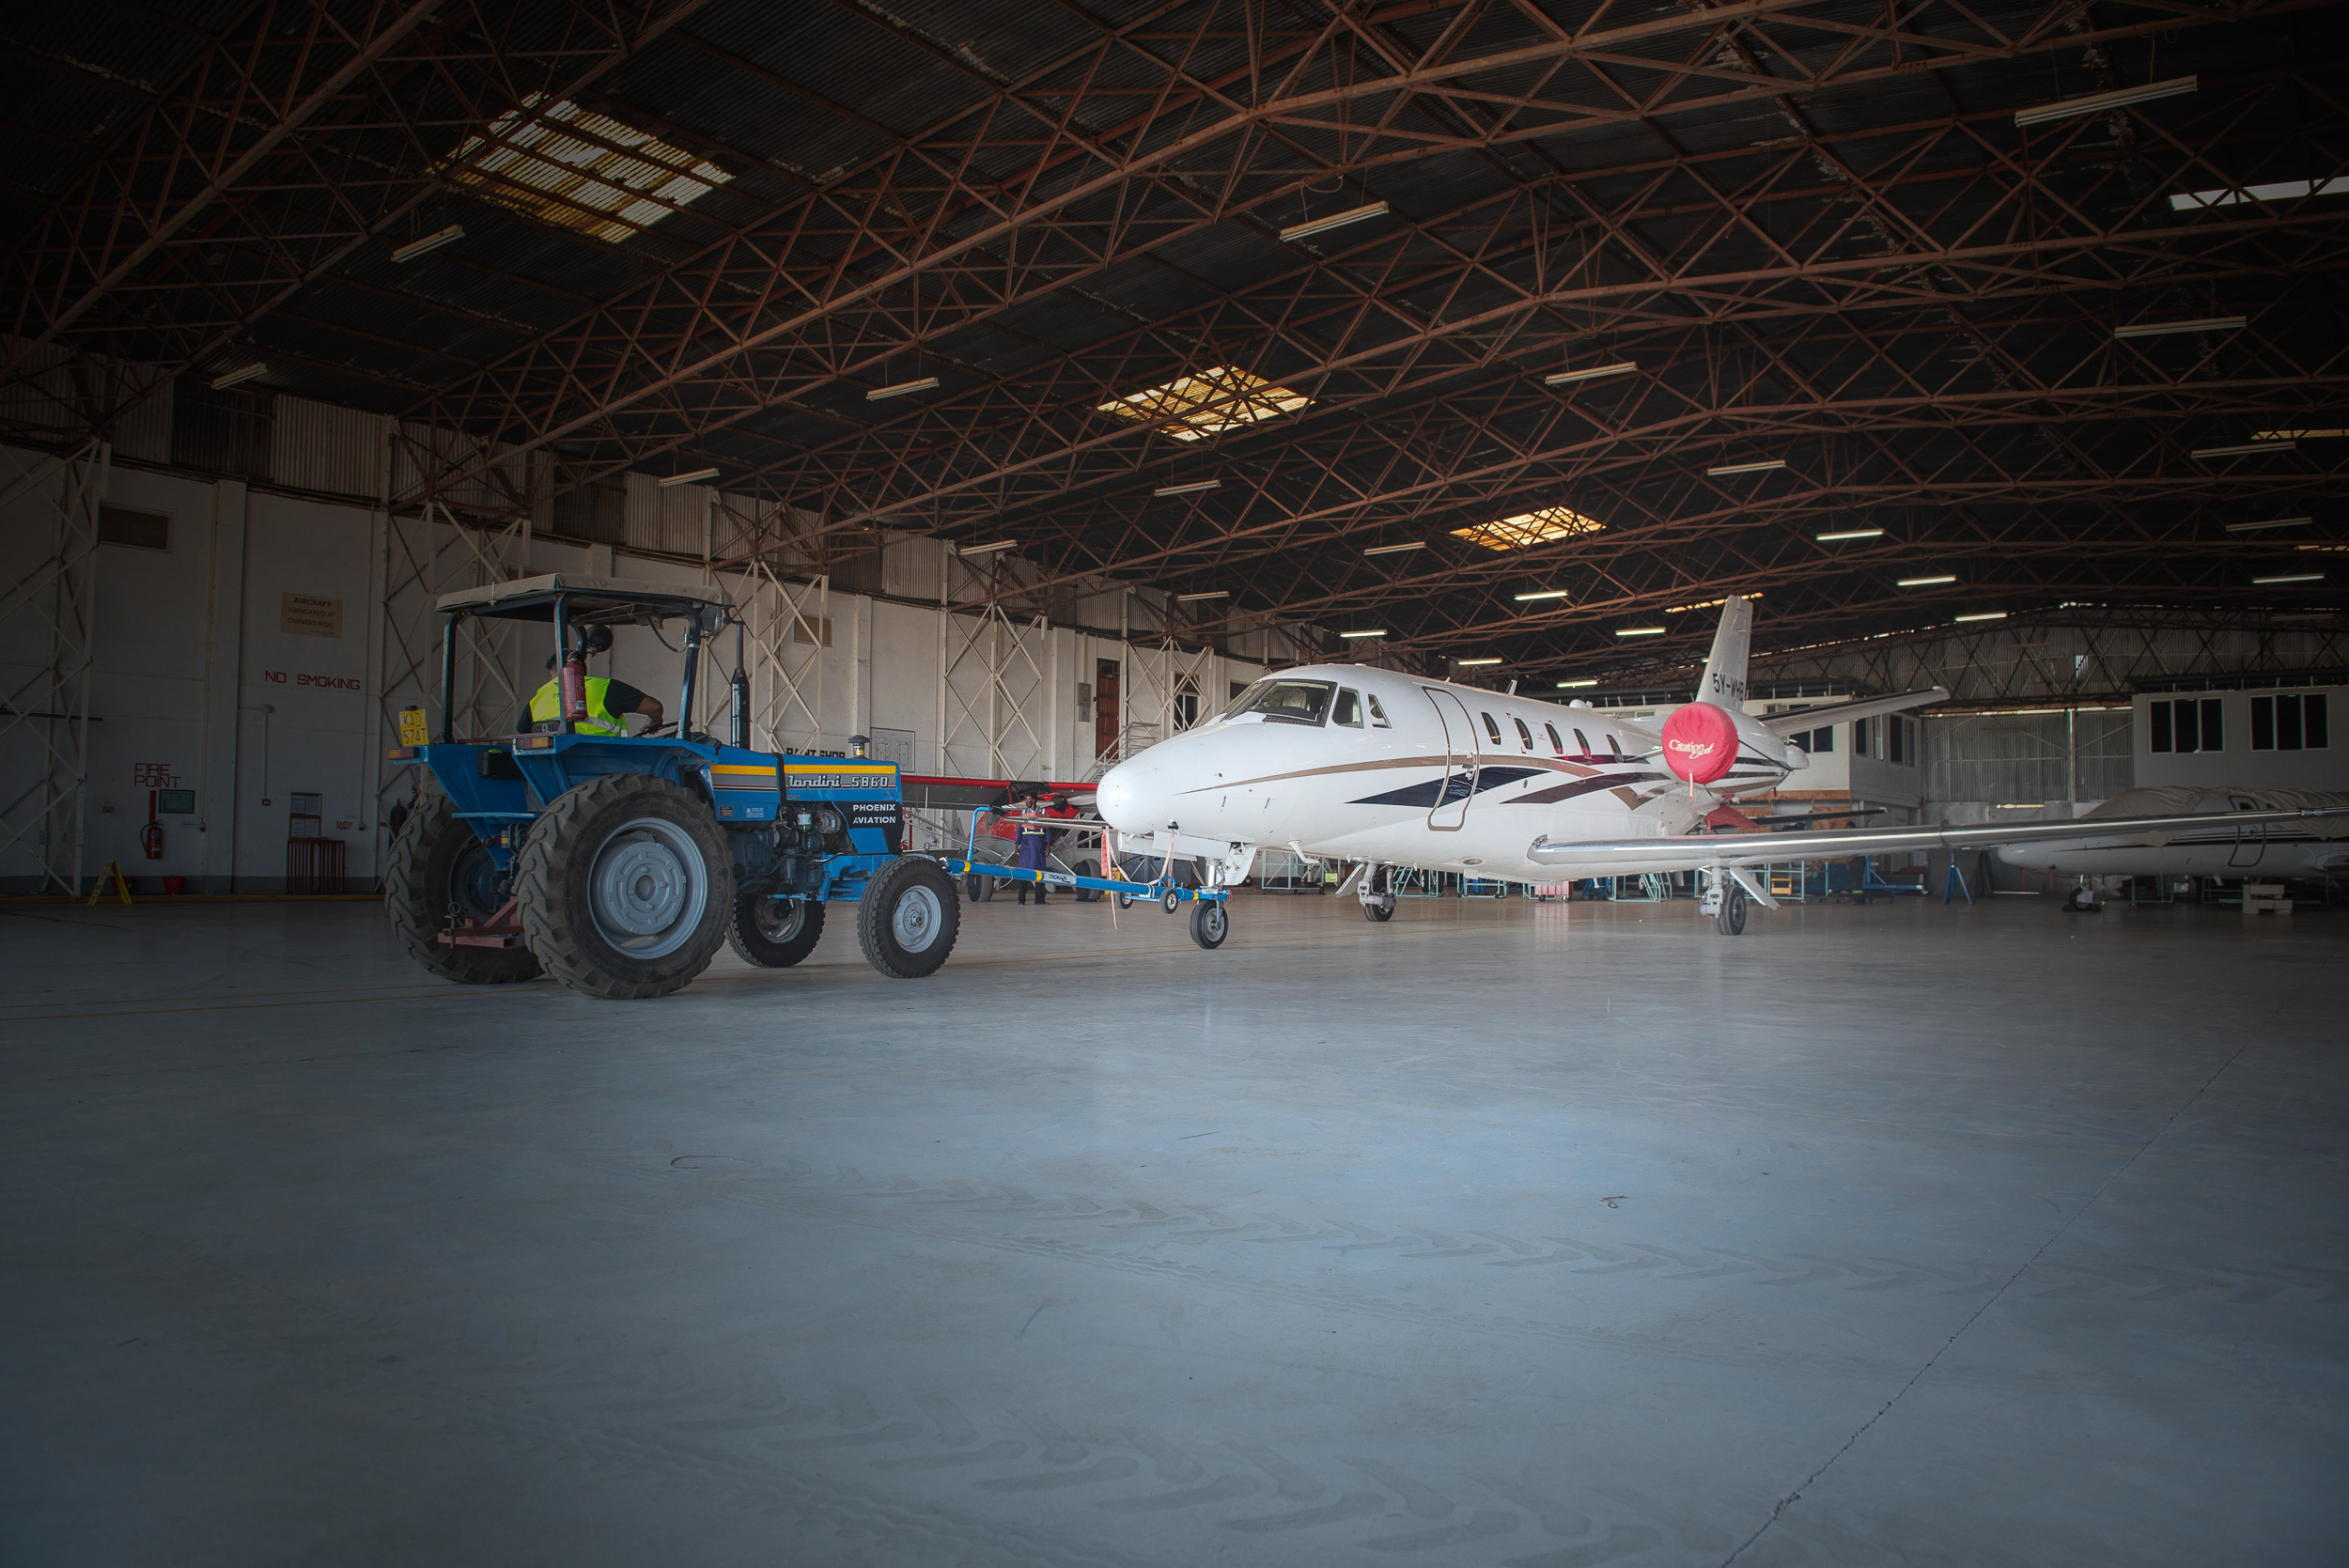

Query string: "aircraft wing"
[1757, 687, 1949, 735]
[1526, 806, 2349, 877]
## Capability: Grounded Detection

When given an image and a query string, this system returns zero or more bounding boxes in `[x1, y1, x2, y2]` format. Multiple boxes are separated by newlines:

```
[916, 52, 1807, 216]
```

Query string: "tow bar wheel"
[858, 856, 962, 978]
[517, 774, 734, 1000]
[1190, 899, 1229, 950]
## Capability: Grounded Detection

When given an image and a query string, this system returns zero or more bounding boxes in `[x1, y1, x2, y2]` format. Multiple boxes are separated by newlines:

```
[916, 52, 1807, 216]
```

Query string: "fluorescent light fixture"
[1898, 574, 1957, 586]
[1545, 362, 1636, 386]
[957, 539, 1017, 556]
[1175, 590, 1229, 602]
[1279, 201, 1389, 244]
[1993, 802, 2046, 810]
[867, 376, 941, 401]
[2015, 74, 2196, 128]
[2252, 429, 2345, 441]
[658, 466, 718, 487]
[1513, 589, 1570, 601]
[210, 361, 268, 390]
[2171, 175, 2348, 212]
[1664, 592, 1761, 614]
[2252, 572, 2325, 584]
[2194, 441, 2295, 458]
[1557, 678, 1598, 689]
[1815, 528, 1884, 541]
[1615, 627, 1666, 637]
[1707, 458, 1785, 476]
[2226, 517, 2313, 533]
[391, 224, 465, 263]
[1337, 629, 1387, 639]
[1455, 657, 1501, 666]
[1153, 479, 1221, 497]
[1362, 540, 1424, 556]
[1954, 611, 2008, 623]
[2113, 315, 2244, 340]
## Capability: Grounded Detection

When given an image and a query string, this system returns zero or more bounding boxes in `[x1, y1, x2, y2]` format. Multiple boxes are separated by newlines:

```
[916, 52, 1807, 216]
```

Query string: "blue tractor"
[382, 574, 958, 999]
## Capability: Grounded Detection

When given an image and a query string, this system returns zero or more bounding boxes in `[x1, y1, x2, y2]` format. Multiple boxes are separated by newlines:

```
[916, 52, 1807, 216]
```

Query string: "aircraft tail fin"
[1696, 596, 1753, 707]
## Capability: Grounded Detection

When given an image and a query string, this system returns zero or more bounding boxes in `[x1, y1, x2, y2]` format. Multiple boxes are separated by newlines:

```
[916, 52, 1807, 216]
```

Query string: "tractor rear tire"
[727, 893, 826, 968]
[858, 856, 960, 979]
[517, 775, 733, 1000]
[383, 787, 541, 985]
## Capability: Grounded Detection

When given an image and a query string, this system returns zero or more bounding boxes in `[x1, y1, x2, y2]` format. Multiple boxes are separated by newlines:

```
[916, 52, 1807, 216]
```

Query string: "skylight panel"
[449, 96, 734, 243]
[1097, 366, 1312, 442]
[2170, 176, 2346, 212]
[1450, 505, 1604, 551]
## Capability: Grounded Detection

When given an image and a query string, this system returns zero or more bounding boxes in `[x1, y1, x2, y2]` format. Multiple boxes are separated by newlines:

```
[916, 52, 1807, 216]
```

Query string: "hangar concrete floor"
[3, 891, 2342, 1568]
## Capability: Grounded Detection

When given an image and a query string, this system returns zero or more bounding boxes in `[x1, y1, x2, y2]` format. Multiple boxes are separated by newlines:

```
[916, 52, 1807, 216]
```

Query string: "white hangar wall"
[1, 441, 1283, 894]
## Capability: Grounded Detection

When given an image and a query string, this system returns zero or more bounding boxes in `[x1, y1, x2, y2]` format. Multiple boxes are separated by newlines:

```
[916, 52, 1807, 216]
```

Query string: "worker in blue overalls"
[1013, 784, 1051, 905]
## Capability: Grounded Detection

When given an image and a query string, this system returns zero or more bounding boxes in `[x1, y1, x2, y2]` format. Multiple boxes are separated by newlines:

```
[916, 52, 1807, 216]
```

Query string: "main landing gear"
[1358, 862, 1397, 923]
[1700, 872, 1749, 937]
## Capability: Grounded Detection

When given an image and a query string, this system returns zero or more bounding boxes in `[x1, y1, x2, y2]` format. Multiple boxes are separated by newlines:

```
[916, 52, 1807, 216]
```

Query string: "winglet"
[1697, 596, 1753, 707]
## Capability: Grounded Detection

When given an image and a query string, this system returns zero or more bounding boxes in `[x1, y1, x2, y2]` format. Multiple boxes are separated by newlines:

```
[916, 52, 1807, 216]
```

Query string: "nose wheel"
[1190, 899, 1228, 949]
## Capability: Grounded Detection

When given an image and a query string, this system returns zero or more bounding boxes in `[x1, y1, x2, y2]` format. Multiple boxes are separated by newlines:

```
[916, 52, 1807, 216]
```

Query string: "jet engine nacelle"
[1660, 700, 1741, 784]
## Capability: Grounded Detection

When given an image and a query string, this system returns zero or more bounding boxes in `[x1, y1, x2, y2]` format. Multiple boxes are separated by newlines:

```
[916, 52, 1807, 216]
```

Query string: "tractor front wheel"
[517, 775, 734, 1000]
[383, 787, 542, 985]
[727, 893, 826, 968]
[858, 856, 961, 979]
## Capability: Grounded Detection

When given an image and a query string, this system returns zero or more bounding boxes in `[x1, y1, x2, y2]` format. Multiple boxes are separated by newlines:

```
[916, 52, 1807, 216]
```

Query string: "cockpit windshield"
[1223, 678, 1337, 726]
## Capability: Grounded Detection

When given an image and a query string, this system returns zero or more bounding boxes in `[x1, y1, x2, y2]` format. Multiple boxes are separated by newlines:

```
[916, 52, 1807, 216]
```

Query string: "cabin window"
[2250, 693, 2328, 751]
[1366, 693, 1391, 728]
[1481, 712, 1503, 744]
[1607, 735, 1623, 757]
[1545, 722, 1563, 754]
[1230, 678, 1336, 726]
[1514, 717, 1535, 750]
[1572, 727, 1591, 753]
[1333, 689, 1364, 728]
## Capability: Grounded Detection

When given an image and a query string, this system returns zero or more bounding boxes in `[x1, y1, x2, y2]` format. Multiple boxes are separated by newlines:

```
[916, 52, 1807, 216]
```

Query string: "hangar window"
[1793, 725, 1835, 753]
[1097, 366, 1311, 442]
[1545, 722, 1563, 754]
[1481, 712, 1503, 744]
[1333, 689, 1363, 728]
[1514, 717, 1535, 750]
[2251, 693, 2329, 751]
[99, 505, 170, 551]
[1366, 693, 1391, 728]
[1451, 505, 1603, 551]
[2149, 697, 2224, 753]
[448, 96, 735, 244]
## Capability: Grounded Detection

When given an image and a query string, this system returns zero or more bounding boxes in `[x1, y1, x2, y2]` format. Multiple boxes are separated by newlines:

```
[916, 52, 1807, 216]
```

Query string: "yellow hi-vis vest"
[528, 676, 628, 736]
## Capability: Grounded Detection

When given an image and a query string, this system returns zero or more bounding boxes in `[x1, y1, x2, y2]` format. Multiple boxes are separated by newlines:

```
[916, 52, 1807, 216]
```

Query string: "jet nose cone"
[1096, 758, 1157, 832]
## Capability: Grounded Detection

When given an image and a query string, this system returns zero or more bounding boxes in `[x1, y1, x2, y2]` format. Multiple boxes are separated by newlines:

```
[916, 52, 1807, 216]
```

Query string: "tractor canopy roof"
[436, 573, 730, 624]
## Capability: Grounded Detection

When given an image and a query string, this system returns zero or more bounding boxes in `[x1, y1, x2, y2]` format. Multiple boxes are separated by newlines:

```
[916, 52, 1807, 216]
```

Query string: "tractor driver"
[523, 632, 665, 737]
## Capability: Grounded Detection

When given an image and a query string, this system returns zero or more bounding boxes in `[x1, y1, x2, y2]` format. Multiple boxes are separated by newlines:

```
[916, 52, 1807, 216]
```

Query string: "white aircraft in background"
[1097, 596, 2348, 934]
[1997, 786, 2349, 887]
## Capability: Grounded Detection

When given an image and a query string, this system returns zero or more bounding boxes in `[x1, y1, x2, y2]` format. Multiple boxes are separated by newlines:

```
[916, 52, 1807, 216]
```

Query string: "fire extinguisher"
[141, 788, 165, 860]
[560, 649, 589, 725]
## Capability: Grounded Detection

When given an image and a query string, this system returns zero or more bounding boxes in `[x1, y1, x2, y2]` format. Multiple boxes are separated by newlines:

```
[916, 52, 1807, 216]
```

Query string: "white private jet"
[1096, 597, 2348, 934]
[1996, 785, 2349, 889]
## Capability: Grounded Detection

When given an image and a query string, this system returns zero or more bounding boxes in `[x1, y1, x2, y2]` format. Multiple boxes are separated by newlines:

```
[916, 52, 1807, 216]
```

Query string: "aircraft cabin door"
[1422, 687, 1478, 831]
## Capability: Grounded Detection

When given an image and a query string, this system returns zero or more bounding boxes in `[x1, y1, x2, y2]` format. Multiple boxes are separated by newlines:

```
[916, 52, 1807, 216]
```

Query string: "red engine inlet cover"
[1661, 701, 1740, 784]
